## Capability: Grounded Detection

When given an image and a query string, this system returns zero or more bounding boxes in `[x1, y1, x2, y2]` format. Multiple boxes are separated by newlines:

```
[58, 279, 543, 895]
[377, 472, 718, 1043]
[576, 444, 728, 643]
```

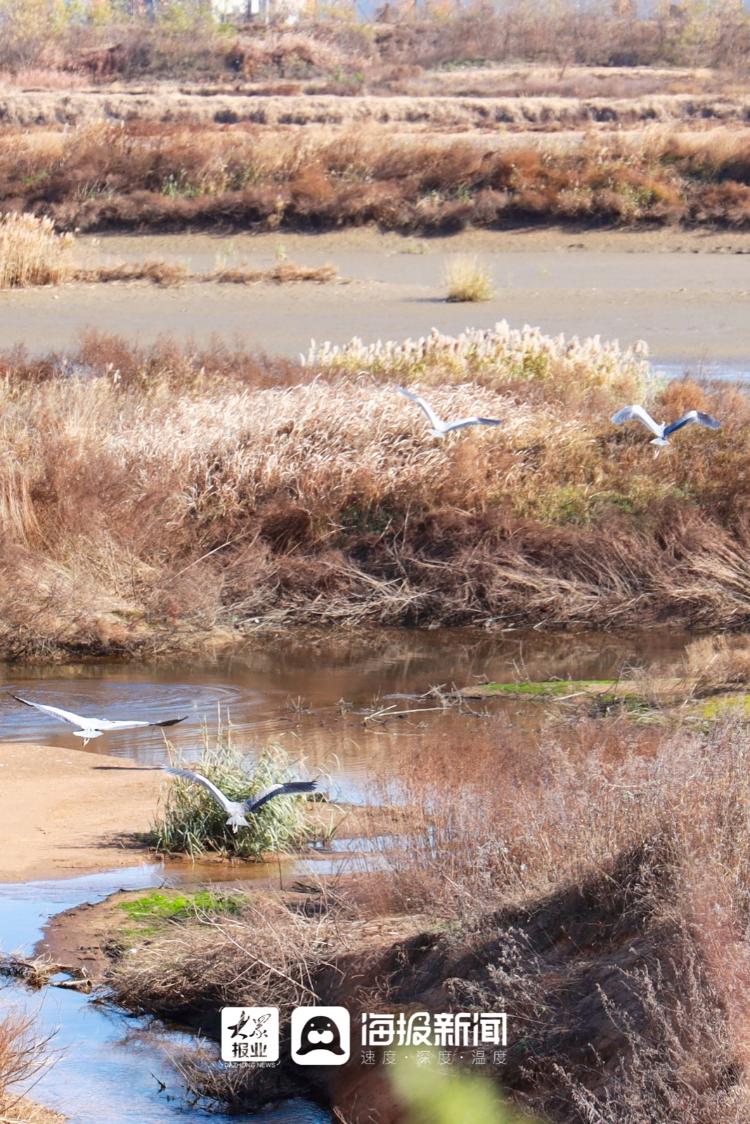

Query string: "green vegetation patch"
[690, 694, 750, 720]
[118, 889, 243, 924]
[153, 739, 317, 860]
[461, 679, 617, 699]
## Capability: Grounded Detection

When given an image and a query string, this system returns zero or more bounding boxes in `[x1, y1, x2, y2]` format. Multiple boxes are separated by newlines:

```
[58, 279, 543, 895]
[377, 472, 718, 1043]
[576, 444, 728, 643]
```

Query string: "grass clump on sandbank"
[154, 736, 317, 860]
[444, 255, 494, 303]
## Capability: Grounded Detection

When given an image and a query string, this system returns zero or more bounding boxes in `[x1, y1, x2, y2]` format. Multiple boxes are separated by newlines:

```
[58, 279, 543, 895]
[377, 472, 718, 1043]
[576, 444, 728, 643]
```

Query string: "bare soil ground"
[0, 744, 159, 882]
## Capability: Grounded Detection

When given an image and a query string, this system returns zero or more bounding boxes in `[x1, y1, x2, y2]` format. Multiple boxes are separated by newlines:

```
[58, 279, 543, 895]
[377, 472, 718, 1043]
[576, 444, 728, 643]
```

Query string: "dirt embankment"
[2, 89, 749, 130]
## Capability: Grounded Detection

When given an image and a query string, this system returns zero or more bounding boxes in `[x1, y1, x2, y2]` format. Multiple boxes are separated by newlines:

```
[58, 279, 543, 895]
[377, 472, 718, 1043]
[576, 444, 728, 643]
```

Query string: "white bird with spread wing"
[612, 404, 721, 447]
[163, 767, 318, 832]
[13, 695, 188, 746]
[398, 386, 502, 438]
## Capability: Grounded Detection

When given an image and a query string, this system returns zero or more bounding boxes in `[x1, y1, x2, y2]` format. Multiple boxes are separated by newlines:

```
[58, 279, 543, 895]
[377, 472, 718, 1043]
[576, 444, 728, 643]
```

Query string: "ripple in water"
[0, 678, 284, 766]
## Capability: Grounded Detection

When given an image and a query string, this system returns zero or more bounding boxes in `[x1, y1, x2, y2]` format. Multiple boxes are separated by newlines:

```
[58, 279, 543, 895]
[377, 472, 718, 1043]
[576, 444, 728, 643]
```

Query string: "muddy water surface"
[1, 628, 694, 801]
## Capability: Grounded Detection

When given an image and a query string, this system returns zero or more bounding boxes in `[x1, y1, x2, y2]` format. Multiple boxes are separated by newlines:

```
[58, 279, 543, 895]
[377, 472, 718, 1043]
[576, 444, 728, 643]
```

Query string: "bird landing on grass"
[163, 768, 318, 832]
[397, 386, 502, 438]
[612, 404, 721, 447]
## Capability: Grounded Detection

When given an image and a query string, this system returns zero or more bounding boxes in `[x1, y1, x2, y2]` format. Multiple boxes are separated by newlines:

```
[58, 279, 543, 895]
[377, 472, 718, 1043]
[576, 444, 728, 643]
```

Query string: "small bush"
[444, 256, 495, 303]
[154, 736, 316, 859]
[0, 212, 72, 288]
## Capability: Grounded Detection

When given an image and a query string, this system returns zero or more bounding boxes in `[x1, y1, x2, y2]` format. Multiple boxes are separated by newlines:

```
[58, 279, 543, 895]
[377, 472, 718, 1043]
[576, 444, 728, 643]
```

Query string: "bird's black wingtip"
[12, 695, 31, 706]
[157, 716, 189, 727]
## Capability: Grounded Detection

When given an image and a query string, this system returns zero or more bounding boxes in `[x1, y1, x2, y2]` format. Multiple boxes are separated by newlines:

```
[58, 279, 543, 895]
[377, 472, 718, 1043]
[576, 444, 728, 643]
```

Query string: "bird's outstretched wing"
[245, 779, 318, 814]
[162, 767, 234, 813]
[443, 417, 502, 433]
[664, 410, 721, 437]
[611, 404, 663, 437]
[96, 715, 188, 731]
[397, 386, 443, 430]
[13, 695, 93, 729]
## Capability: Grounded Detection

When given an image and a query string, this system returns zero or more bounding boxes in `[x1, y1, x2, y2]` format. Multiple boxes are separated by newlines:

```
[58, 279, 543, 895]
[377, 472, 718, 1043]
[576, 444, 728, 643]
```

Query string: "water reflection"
[0, 628, 694, 804]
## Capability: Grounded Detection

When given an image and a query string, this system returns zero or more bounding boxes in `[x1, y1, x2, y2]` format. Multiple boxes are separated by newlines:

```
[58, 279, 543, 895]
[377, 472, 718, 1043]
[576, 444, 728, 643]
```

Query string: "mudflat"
[4, 227, 750, 366]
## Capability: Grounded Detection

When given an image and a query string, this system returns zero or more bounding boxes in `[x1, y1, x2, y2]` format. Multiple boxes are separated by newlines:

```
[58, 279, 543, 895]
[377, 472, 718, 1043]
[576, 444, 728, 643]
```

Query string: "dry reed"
[0, 329, 744, 658]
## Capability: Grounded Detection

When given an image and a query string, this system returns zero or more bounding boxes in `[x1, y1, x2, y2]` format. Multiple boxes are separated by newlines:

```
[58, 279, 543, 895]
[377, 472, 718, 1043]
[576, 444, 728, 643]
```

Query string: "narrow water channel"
[0, 864, 331, 1123]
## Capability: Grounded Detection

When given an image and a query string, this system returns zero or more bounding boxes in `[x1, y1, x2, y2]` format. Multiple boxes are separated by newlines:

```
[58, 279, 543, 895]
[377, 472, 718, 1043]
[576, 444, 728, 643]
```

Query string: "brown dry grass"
[2, 89, 749, 131]
[0, 215, 339, 288]
[2, 123, 750, 233]
[0, 212, 72, 287]
[0, 329, 747, 658]
[107, 714, 750, 1122]
[73, 260, 338, 286]
[444, 255, 494, 302]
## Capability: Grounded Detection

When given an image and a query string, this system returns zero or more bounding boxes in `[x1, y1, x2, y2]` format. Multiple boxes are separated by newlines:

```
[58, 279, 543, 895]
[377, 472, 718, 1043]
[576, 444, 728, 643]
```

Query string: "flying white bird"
[612, 405, 721, 447]
[163, 767, 318, 832]
[398, 386, 501, 438]
[13, 695, 188, 746]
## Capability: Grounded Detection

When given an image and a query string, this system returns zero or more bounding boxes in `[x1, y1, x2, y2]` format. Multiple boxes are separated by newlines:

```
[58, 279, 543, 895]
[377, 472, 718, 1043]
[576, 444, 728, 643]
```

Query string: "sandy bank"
[0, 744, 159, 883]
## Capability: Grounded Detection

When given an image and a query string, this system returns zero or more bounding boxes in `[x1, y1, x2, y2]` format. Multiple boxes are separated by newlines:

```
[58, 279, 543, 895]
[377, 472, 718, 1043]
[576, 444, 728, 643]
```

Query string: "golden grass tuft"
[444, 255, 495, 303]
[0, 212, 72, 288]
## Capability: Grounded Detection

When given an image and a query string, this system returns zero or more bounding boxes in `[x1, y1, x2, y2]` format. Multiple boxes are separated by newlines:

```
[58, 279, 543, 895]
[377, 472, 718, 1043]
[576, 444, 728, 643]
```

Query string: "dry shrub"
[4, 0, 750, 85]
[0, 1010, 57, 1117]
[111, 892, 327, 1022]
[676, 634, 750, 695]
[0, 212, 71, 287]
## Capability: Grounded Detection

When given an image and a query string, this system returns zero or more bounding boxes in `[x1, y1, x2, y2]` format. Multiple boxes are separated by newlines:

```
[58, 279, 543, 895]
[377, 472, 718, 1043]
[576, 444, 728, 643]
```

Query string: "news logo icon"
[221, 1006, 279, 1063]
[290, 1006, 350, 1066]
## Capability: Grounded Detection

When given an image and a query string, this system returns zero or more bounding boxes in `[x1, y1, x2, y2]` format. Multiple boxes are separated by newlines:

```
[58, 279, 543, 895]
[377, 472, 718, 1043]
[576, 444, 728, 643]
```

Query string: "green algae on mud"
[118, 889, 244, 930]
[459, 679, 621, 699]
[460, 680, 750, 726]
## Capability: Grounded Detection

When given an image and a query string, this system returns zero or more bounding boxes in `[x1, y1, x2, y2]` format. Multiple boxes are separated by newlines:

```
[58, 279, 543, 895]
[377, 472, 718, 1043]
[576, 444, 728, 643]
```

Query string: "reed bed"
[2, 124, 750, 233]
[0, 212, 72, 287]
[0, 327, 746, 658]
